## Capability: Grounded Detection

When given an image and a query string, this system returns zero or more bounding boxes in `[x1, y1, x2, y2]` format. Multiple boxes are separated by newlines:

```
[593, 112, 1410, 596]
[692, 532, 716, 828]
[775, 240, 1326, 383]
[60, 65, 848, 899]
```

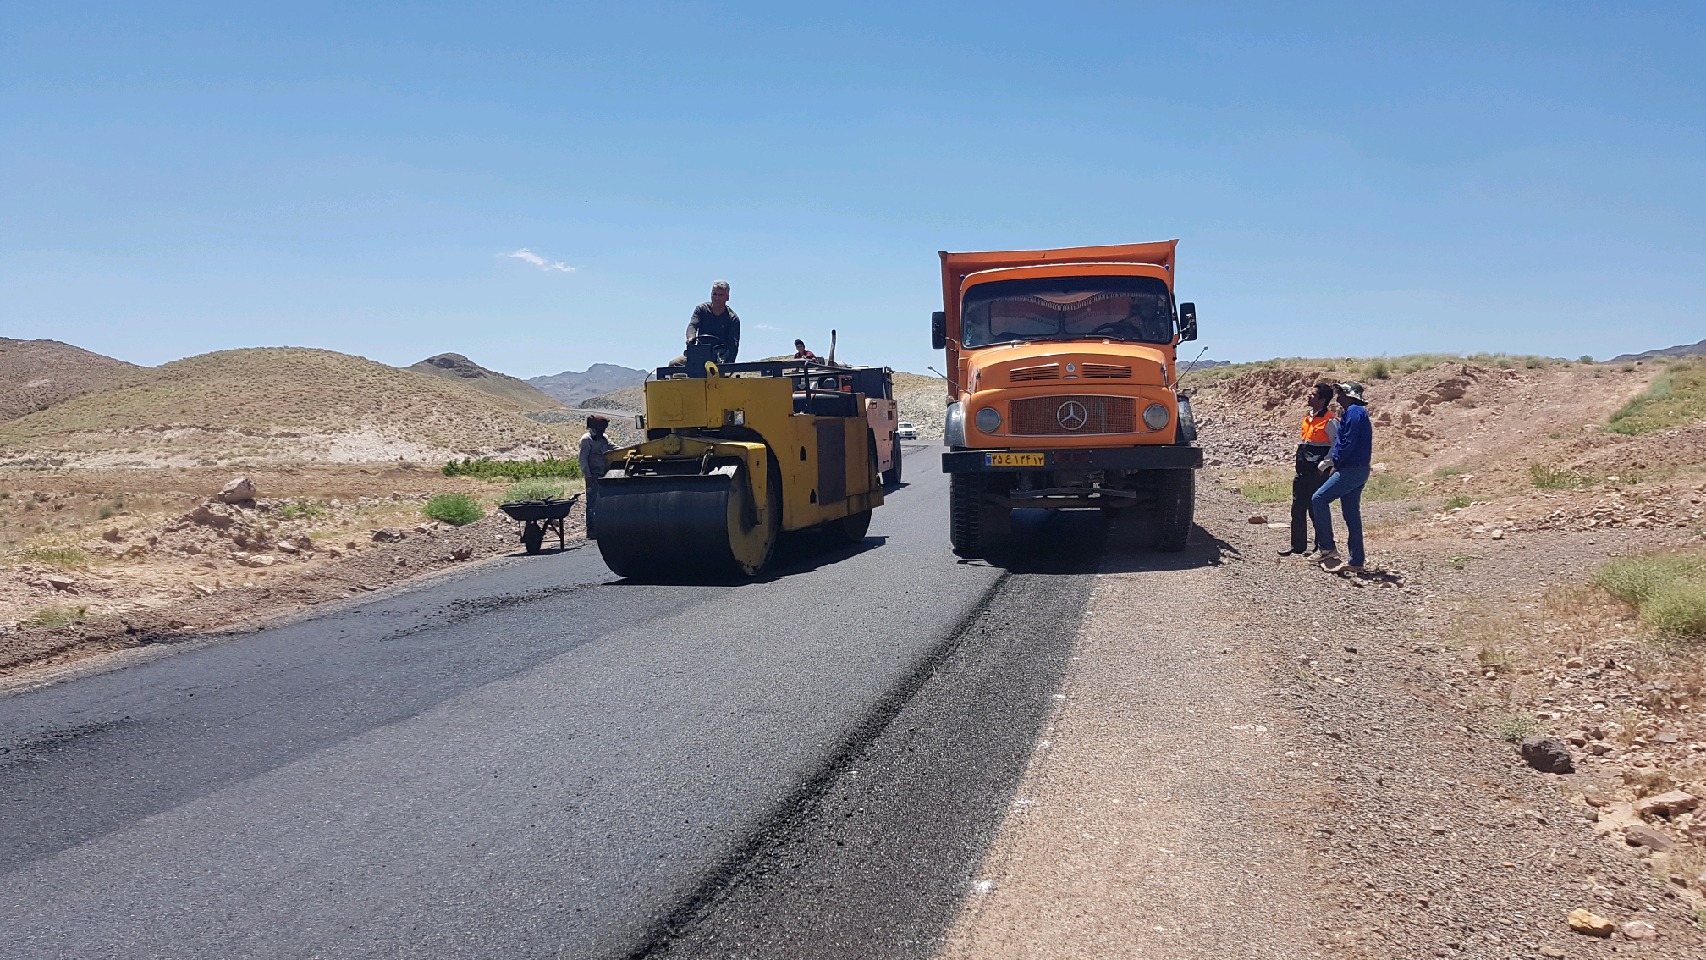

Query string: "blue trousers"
[1310, 464, 1370, 567]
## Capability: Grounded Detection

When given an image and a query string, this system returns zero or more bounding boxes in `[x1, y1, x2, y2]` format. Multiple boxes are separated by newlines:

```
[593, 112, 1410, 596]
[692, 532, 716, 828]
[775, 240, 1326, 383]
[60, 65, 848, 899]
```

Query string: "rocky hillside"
[0, 347, 577, 467]
[529, 363, 647, 405]
[0, 339, 140, 421]
[407, 353, 567, 413]
[1611, 338, 1706, 364]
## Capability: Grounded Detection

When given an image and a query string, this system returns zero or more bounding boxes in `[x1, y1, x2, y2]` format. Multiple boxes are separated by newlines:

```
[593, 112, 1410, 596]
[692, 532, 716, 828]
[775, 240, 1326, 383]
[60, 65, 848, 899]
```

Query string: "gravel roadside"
[940, 478, 1706, 959]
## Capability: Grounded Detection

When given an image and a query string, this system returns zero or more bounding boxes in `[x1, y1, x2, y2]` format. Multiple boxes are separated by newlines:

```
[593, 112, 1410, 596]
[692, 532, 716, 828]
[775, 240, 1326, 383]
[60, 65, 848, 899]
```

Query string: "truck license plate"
[987, 452, 1046, 468]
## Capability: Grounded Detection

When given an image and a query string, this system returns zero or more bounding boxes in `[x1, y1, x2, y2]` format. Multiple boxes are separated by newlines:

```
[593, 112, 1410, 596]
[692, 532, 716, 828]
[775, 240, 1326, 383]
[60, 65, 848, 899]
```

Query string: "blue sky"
[3, 2, 1703, 377]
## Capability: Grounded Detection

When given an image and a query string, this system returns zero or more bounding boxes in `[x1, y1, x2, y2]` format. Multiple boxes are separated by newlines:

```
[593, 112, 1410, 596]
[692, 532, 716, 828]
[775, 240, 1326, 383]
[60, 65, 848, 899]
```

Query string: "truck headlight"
[975, 406, 1002, 434]
[1143, 403, 1171, 430]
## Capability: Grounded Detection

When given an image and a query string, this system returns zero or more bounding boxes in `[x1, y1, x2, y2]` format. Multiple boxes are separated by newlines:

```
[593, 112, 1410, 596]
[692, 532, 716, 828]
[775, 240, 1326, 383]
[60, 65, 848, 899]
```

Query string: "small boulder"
[1521, 736, 1575, 773]
[449, 546, 473, 561]
[188, 504, 237, 529]
[1248, 515, 1268, 524]
[218, 476, 256, 504]
[1619, 920, 1657, 941]
[1568, 909, 1615, 937]
[44, 575, 77, 592]
[1623, 823, 1676, 852]
[276, 541, 299, 555]
[371, 528, 405, 543]
[1635, 790, 1698, 820]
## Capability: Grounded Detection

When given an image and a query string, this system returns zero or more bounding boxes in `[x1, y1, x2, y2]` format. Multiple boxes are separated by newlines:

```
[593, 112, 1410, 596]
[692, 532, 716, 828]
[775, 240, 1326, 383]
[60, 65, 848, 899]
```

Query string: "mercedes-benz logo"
[1057, 400, 1089, 431]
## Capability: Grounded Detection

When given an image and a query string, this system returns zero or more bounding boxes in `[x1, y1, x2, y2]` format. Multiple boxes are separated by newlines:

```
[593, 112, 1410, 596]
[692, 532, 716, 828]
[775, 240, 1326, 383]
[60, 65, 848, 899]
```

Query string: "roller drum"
[595, 463, 776, 581]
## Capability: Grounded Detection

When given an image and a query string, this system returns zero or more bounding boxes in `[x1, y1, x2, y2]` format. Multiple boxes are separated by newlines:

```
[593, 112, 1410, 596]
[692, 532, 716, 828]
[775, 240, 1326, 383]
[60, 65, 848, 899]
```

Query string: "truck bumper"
[942, 445, 1203, 473]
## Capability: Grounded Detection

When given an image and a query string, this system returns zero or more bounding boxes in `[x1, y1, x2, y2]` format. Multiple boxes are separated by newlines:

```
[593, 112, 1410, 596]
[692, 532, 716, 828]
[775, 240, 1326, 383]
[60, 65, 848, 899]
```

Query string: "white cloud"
[752, 323, 781, 331]
[506, 248, 575, 273]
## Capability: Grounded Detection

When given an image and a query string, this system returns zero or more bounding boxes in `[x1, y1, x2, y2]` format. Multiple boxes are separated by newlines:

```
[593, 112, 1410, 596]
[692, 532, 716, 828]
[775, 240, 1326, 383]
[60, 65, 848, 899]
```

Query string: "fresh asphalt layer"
[0, 445, 1113, 959]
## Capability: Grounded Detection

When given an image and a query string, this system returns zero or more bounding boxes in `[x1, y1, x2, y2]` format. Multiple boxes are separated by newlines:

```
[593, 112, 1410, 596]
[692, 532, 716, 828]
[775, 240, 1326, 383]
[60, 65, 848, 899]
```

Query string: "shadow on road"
[967, 508, 1235, 575]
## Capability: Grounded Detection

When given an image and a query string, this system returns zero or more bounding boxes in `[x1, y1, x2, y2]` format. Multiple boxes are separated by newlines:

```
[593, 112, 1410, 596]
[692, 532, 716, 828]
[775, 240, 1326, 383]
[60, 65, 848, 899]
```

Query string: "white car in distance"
[896, 421, 918, 440]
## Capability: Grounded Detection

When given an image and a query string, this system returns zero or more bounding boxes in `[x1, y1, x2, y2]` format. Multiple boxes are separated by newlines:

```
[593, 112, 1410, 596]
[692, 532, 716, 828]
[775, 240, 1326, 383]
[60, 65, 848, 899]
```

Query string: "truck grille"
[1082, 363, 1131, 378]
[1009, 396, 1135, 436]
[1009, 363, 1059, 383]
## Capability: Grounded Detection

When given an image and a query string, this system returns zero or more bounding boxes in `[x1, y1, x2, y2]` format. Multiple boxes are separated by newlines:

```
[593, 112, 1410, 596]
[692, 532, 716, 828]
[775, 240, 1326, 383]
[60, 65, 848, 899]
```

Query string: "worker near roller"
[684, 280, 741, 364]
[1311, 381, 1374, 574]
[1278, 382, 1339, 557]
[578, 415, 613, 538]
[793, 339, 819, 361]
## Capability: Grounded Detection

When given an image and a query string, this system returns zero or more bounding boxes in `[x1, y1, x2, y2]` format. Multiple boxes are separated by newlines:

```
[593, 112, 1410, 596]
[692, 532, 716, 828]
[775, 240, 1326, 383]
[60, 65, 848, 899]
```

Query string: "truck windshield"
[960, 276, 1174, 349]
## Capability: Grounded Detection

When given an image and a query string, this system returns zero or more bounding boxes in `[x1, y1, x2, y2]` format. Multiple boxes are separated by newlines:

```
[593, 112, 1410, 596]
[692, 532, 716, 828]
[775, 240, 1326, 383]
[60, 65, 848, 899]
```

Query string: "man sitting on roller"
[684, 280, 741, 367]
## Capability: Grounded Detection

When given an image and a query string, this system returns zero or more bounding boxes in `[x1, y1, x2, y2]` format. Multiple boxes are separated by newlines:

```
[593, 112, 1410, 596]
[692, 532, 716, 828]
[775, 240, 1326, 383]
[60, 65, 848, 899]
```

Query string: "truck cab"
[932, 241, 1203, 556]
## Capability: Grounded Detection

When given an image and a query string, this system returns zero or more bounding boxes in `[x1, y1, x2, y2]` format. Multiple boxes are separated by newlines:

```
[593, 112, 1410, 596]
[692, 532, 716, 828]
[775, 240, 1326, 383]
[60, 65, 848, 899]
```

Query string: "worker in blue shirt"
[1310, 381, 1373, 573]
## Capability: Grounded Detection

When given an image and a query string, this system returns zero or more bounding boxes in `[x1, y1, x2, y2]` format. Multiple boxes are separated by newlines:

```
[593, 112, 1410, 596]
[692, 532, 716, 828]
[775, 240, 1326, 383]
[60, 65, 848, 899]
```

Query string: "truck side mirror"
[1178, 302, 1198, 342]
[931, 311, 947, 351]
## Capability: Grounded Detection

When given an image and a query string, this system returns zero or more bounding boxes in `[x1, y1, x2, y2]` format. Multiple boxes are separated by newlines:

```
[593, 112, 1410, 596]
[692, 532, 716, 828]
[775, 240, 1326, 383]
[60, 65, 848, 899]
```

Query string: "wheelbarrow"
[497, 495, 582, 554]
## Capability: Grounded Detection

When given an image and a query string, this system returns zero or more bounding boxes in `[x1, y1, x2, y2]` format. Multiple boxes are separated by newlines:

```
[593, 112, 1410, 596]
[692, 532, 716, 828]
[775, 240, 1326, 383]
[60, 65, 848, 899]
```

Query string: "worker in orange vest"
[1279, 382, 1339, 556]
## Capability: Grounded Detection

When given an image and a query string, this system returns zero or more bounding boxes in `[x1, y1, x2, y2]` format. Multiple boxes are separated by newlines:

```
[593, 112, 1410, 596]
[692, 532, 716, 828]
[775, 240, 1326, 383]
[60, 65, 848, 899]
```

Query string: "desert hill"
[0, 347, 576, 468]
[1611, 338, 1706, 364]
[0, 338, 140, 421]
[408, 353, 567, 413]
[529, 363, 647, 405]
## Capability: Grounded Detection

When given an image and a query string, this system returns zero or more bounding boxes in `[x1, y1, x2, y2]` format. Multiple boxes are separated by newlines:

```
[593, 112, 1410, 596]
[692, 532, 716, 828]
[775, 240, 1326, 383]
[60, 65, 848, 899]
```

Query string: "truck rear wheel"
[1156, 469, 1195, 552]
[882, 432, 902, 489]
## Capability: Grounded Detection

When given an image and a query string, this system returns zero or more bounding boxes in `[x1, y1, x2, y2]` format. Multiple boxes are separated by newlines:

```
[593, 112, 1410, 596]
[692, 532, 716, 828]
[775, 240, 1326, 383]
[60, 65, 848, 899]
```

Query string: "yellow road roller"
[594, 354, 886, 580]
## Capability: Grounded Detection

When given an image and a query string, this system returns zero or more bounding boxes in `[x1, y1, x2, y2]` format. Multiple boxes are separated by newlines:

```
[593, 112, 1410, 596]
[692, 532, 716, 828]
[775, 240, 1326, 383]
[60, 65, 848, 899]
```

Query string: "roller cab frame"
[932, 241, 1203, 557]
[594, 358, 885, 581]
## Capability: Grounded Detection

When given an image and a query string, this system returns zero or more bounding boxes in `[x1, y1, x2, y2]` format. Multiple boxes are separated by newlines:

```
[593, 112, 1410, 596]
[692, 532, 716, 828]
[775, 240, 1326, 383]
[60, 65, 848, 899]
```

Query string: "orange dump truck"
[932, 241, 1202, 556]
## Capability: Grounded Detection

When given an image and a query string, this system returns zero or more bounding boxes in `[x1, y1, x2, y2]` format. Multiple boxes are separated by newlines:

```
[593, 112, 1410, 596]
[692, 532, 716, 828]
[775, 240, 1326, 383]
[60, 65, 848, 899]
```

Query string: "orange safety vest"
[1301, 414, 1334, 445]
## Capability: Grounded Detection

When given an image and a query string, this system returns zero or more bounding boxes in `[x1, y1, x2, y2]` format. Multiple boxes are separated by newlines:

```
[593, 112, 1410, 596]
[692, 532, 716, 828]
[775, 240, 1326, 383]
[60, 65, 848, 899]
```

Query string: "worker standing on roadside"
[1311, 381, 1373, 573]
[684, 280, 741, 365]
[1279, 382, 1339, 557]
[578, 414, 613, 539]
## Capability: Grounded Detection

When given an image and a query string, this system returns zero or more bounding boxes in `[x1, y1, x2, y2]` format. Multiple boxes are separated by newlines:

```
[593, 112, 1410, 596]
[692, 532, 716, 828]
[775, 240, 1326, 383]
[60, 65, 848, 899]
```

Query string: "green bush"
[21, 547, 89, 569]
[443, 457, 582, 481]
[1362, 473, 1422, 502]
[1579, 355, 1595, 364]
[1608, 361, 1706, 436]
[1529, 464, 1591, 490]
[1443, 495, 1471, 510]
[23, 605, 88, 629]
[504, 479, 569, 502]
[277, 499, 330, 521]
[423, 493, 485, 526]
[1492, 713, 1539, 743]
[1594, 552, 1706, 637]
[1365, 357, 1392, 380]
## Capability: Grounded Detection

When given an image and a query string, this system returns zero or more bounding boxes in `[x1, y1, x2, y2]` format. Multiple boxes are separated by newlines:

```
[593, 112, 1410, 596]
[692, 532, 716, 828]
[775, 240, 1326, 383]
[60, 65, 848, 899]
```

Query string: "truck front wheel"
[1156, 469, 1195, 551]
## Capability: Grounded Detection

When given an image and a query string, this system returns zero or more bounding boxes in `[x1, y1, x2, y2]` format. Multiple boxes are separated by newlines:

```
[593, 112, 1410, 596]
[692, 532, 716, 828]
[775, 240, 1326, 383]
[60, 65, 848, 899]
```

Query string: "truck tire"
[949, 473, 984, 557]
[1156, 469, 1195, 552]
[1175, 396, 1199, 444]
[882, 433, 903, 489]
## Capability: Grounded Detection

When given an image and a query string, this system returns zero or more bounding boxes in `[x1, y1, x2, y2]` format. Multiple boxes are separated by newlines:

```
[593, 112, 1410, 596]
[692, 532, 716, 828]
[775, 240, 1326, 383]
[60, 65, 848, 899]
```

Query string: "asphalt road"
[0, 445, 1105, 959]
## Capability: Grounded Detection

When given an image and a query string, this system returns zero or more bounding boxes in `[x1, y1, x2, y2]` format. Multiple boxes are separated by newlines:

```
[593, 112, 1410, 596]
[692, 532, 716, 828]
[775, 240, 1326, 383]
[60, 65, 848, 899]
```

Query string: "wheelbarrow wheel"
[522, 521, 545, 554]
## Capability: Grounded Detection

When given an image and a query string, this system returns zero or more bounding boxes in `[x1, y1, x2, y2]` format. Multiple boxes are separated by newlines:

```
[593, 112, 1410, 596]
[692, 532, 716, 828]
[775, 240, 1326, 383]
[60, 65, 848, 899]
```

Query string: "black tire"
[1156, 469, 1195, 552]
[521, 523, 545, 554]
[949, 473, 983, 557]
[836, 509, 873, 542]
[882, 432, 903, 489]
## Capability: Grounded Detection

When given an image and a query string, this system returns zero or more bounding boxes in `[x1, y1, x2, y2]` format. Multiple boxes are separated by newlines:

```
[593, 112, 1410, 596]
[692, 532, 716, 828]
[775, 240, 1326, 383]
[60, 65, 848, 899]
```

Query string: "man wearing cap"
[684, 280, 741, 365]
[578, 414, 613, 539]
[1310, 381, 1373, 573]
